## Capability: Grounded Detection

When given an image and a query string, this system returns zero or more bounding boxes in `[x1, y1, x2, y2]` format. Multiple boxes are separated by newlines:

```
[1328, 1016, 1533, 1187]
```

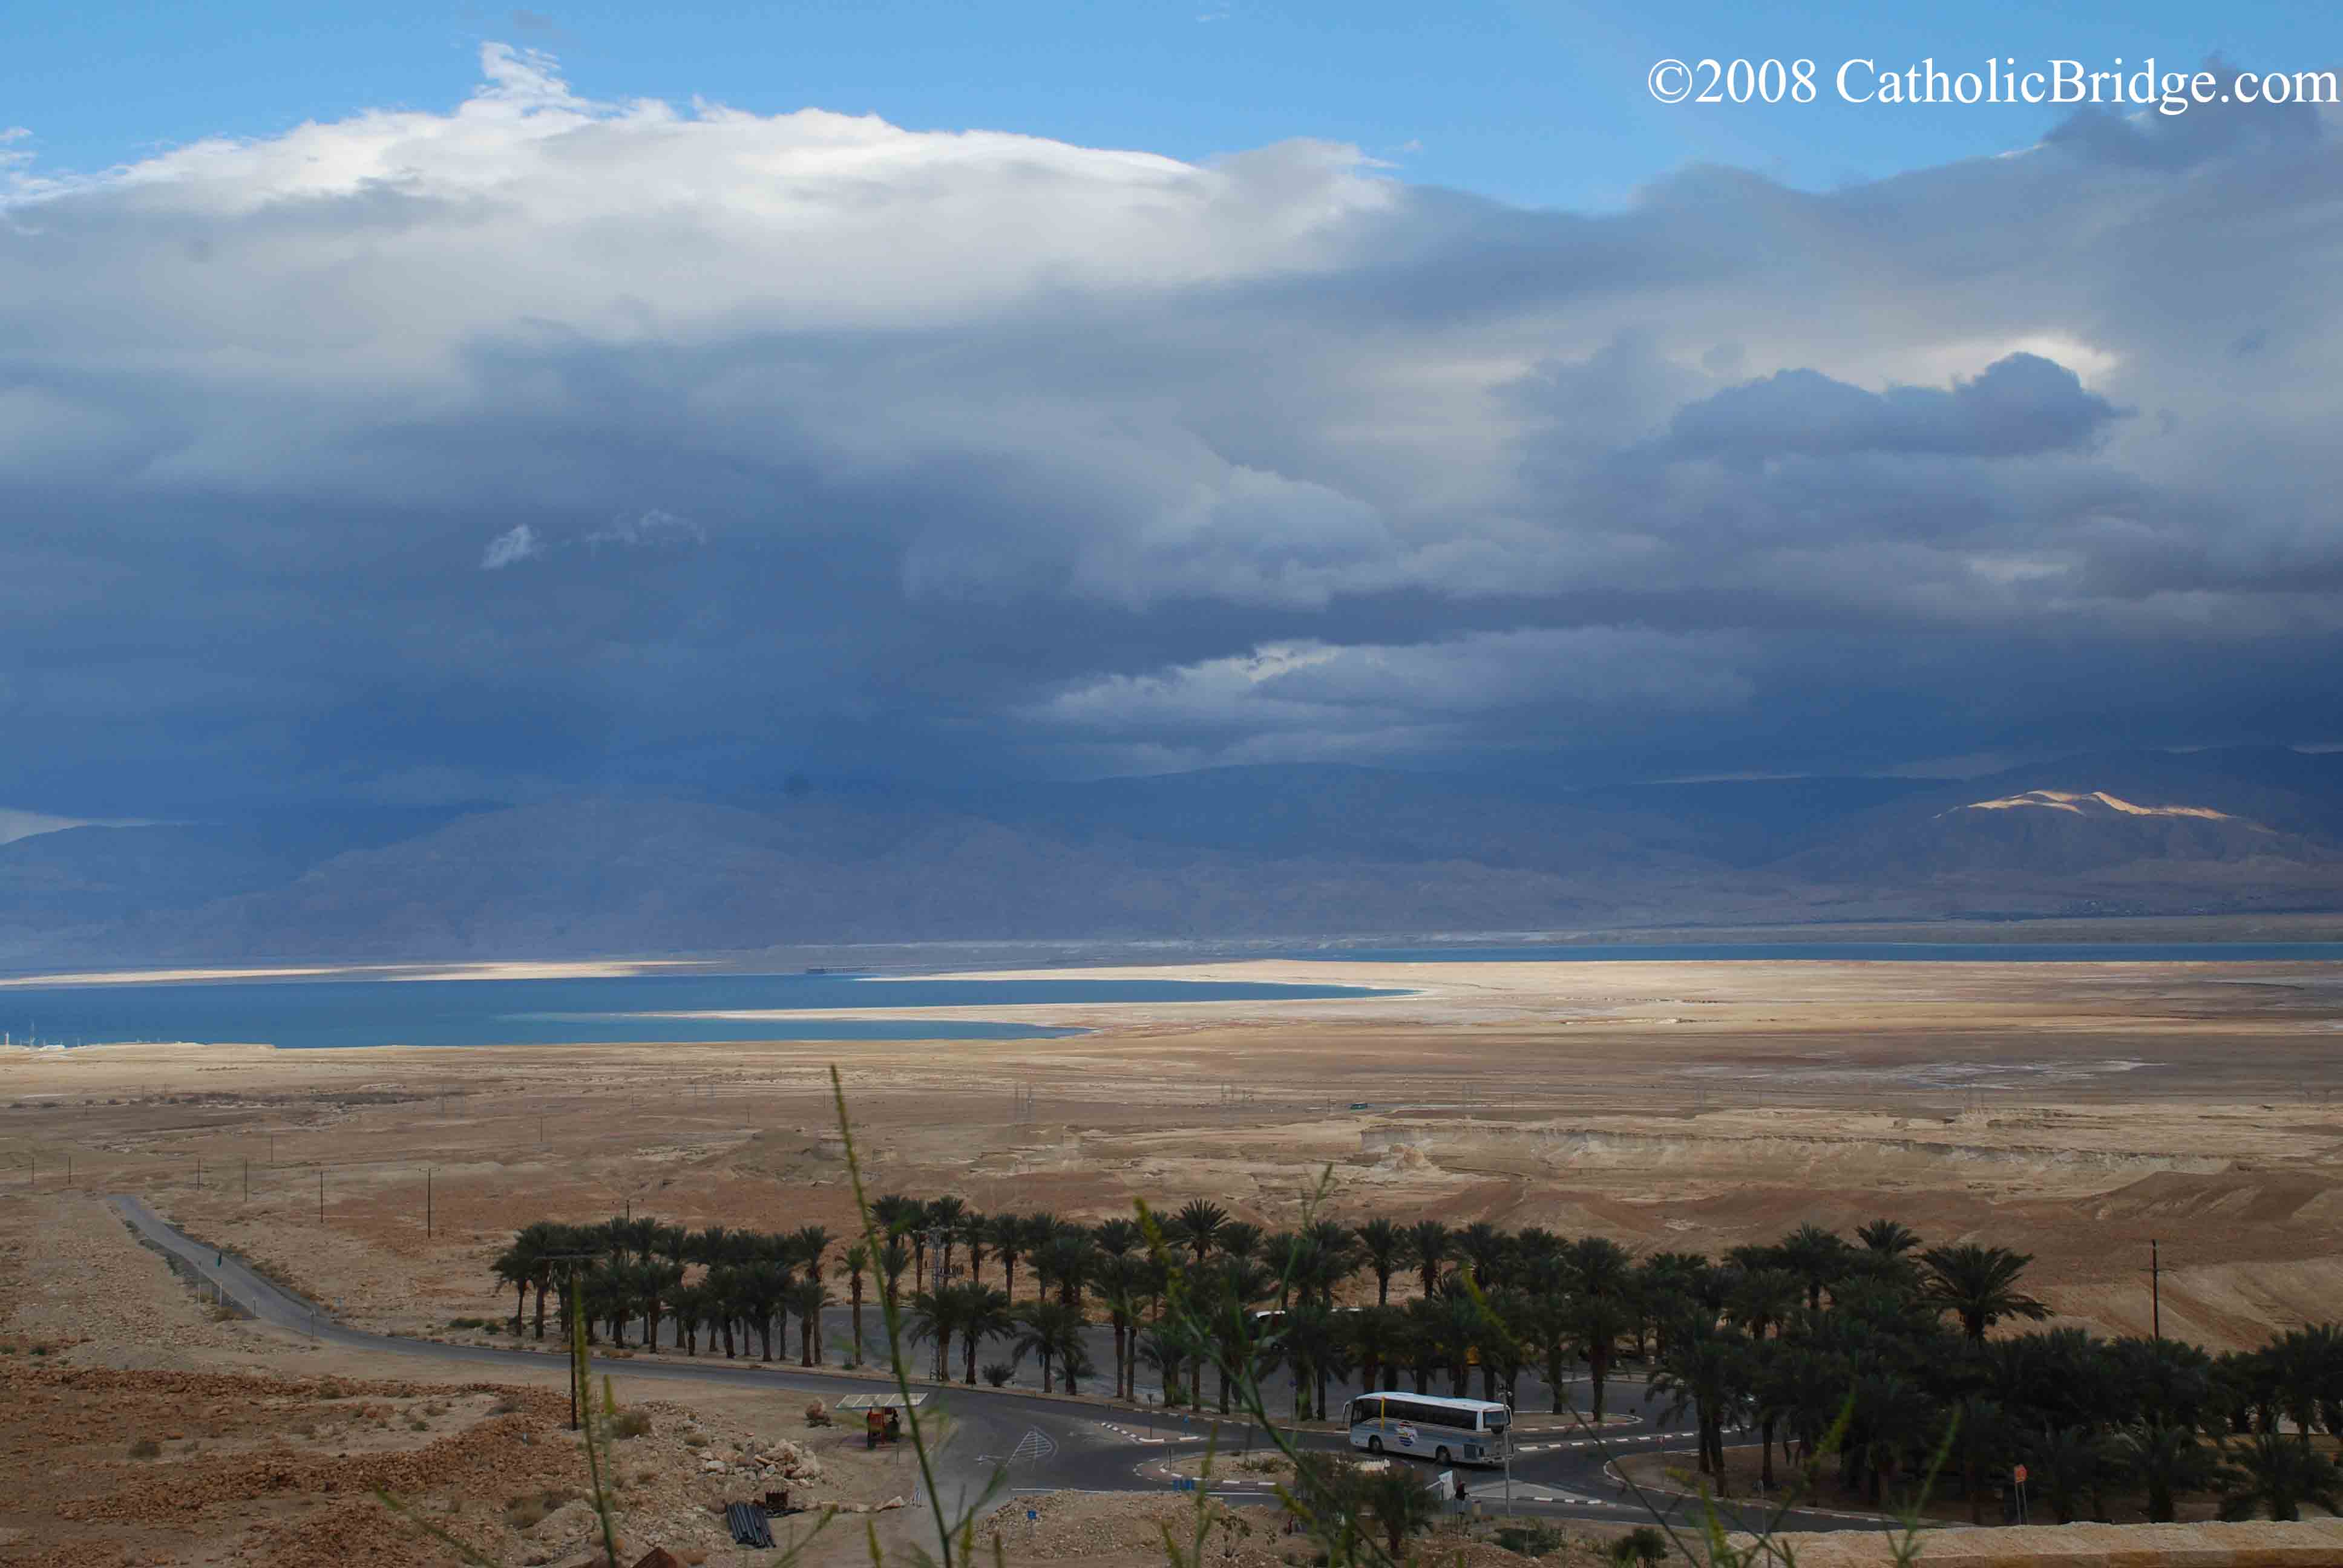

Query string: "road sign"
[2013, 1465, 2028, 1485]
[1466, 1346, 1481, 1366]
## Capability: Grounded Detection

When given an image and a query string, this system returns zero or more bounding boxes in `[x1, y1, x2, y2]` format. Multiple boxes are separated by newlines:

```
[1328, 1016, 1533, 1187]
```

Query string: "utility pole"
[2150, 1239, 2162, 1340]
[318, 1169, 324, 1224]
[426, 1167, 433, 1238]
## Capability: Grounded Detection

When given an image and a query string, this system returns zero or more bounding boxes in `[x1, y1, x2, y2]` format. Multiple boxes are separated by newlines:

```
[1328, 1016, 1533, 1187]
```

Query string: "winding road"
[111, 1196, 1885, 1542]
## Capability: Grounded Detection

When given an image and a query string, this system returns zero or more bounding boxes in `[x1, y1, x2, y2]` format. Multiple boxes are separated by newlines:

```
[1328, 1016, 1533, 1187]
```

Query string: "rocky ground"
[0, 1194, 925, 1567]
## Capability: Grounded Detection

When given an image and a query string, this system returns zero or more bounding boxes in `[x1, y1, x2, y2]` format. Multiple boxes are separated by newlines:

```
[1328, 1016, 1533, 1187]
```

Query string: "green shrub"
[1495, 1523, 1564, 1557]
[982, 1362, 1013, 1388]
[1611, 1526, 1668, 1564]
[608, 1410, 652, 1440]
[128, 1438, 161, 1460]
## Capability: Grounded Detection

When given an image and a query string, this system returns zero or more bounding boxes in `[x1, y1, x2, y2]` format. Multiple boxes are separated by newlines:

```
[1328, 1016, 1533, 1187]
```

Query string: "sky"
[2, 5, 2342, 817]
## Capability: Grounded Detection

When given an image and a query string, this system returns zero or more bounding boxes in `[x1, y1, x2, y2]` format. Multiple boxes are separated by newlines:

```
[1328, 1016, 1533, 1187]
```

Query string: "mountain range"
[6, 748, 2343, 967]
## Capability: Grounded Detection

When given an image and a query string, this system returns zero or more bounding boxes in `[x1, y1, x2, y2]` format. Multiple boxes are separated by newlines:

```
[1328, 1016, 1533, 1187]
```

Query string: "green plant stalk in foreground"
[833, 1064, 1004, 1568]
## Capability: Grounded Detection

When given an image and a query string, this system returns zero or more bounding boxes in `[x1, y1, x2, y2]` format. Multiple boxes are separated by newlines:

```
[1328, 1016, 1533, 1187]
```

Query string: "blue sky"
[7, 0, 2329, 208]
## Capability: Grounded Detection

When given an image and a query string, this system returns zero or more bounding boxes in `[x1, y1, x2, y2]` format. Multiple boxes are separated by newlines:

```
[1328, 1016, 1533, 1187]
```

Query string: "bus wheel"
[1367, 1437, 1384, 1454]
[1435, 1447, 1451, 1465]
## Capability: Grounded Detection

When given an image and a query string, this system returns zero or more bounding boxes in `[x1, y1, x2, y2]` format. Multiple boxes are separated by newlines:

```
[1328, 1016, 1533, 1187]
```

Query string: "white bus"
[1343, 1393, 1510, 1468]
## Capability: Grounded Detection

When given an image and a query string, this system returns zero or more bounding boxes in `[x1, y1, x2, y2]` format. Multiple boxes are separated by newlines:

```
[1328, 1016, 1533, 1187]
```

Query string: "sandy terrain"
[4, 954, 2342, 1565]
[4, 957, 2341, 1353]
[0, 1192, 943, 1567]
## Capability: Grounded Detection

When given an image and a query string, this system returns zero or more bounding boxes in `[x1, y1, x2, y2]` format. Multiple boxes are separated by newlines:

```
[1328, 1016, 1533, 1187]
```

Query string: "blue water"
[1302, 942, 2343, 964]
[0, 972, 1392, 1050]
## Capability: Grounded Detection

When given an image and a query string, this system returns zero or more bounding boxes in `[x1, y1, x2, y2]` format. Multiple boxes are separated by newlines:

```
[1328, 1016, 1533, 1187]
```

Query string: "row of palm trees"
[1629, 1222, 2343, 1524]
[491, 1202, 2343, 1523]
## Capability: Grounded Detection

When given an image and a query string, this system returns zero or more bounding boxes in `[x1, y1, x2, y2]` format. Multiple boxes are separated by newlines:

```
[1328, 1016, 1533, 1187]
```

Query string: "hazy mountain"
[6, 749, 2342, 965]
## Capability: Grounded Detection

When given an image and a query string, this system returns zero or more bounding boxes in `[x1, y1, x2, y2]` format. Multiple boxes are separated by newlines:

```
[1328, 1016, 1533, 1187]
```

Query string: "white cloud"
[0, 45, 2337, 796]
[482, 523, 544, 569]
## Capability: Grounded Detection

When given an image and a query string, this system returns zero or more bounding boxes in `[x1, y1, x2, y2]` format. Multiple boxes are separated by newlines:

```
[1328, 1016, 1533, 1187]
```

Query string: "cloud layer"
[3, 48, 2340, 812]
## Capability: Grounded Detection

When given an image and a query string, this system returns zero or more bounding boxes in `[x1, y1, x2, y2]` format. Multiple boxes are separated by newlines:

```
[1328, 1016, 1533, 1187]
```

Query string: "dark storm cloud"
[1667, 355, 2126, 461]
[2, 47, 2341, 812]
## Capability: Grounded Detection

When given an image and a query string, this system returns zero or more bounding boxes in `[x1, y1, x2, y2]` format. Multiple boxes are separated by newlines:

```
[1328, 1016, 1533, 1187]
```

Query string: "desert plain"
[4, 952, 2343, 1564]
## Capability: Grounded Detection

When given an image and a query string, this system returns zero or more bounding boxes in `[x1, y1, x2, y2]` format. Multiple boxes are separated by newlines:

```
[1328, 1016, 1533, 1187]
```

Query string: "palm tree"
[2119, 1421, 2221, 1523]
[1039, 1232, 1098, 1310]
[1856, 1218, 1921, 1256]
[1569, 1290, 1636, 1422]
[493, 1241, 534, 1335]
[1013, 1299, 1087, 1394]
[1284, 1304, 1353, 1420]
[1019, 1214, 1063, 1298]
[1512, 1282, 1577, 1414]
[1726, 1267, 1802, 1344]
[1097, 1255, 1147, 1399]
[1652, 1321, 1748, 1487]
[2218, 1431, 2343, 1521]
[1406, 1220, 1450, 1300]
[985, 1212, 1027, 1297]
[788, 1277, 828, 1366]
[958, 1208, 991, 1285]
[512, 1220, 566, 1339]
[1172, 1198, 1229, 1265]
[837, 1242, 871, 1367]
[1921, 1243, 2050, 1344]
[1347, 1304, 1407, 1396]
[1355, 1218, 1406, 1305]
[1401, 1296, 1445, 1394]
[669, 1282, 705, 1356]
[2023, 1424, 2112, 1524]
[878, 1240, 911, 1314]
[909, 1287, 963, 1382]
[639, 1260, 684, 1353]
[1138, 1322, 1191, 1405]
[742, 1260, 790, 1361]
[1217, 1222, 1264, 1264]
[1456, 1222, 1509, 1290]
[925, 1196, 968, 1280]
[1775, 1224, 1849, 1313]
[871, 1192, 919, 1241]
[958, 1284, 1015, 1385]
[792, 1224, 833, 1281]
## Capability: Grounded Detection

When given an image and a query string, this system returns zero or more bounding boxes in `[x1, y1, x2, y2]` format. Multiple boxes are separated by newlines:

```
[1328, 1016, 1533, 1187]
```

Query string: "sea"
[0, 972, 1392, 1051]
[7, 941, 2336, 1050]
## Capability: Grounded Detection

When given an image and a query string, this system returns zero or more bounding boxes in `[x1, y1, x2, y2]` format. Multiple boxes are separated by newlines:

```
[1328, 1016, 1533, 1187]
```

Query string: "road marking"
[1095, 1420, 1181, 1445]
[1009, 1428, 1058, 1466]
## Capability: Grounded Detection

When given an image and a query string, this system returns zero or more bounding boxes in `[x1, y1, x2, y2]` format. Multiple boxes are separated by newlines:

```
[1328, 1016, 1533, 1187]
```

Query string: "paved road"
[112, 1197, 1887, 1540]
